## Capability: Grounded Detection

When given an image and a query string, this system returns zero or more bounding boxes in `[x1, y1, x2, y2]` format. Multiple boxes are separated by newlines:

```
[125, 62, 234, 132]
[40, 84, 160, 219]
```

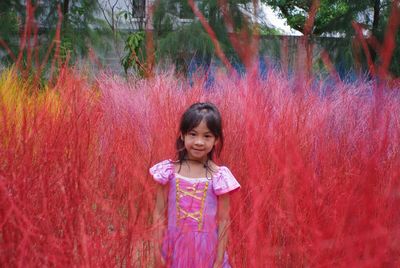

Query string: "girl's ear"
[180, 133, 184, 141]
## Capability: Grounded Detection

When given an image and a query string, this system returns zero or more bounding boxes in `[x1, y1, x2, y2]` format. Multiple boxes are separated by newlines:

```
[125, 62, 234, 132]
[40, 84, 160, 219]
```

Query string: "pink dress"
[150, 160, 240, 268]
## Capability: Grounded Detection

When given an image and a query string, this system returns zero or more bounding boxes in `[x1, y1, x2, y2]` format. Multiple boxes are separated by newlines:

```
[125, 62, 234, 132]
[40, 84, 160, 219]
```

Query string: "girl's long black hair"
[176, 102, 224, 164]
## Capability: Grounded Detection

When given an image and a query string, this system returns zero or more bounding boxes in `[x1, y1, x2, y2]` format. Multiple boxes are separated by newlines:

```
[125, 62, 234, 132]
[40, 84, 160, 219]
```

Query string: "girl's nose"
[195, 138, 204, 145]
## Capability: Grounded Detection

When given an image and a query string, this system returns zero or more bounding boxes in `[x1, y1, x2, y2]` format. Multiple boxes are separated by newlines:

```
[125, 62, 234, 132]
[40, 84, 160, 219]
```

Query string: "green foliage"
[163, 0, 194, 19]
[157, 22, 215, 71]
[152, 0, 255, 71]
[0, 0, 103, 68]
[153, 1, 176, 37]
[264, 0, 369, 35]
[264, 0, 400, 76]
[0, 1, 22, 64]
[60, 1, 100, 60]
[121, 31, 146, 74]
[372, 3, 400, 76]
[259, 25, 282, 36]
[0, 5, 19, 37]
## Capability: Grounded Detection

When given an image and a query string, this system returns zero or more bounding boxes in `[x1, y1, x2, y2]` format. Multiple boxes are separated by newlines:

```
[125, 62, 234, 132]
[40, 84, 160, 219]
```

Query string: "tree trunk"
[371, 0, 381, 63]
[372, 0, 381, 34]
[63, 0, 70, 16]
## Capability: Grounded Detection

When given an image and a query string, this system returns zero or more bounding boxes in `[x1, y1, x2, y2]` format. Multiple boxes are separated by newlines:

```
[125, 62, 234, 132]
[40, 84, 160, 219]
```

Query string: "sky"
[260, 5, 302, 35]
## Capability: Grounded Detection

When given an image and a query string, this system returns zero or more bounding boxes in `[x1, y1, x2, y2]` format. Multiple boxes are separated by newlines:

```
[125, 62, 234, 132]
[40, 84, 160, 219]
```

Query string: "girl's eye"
[189, 133, 196, 136]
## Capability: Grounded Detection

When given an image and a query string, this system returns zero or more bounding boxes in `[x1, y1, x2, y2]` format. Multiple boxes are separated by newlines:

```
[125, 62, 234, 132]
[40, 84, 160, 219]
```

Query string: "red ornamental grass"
[1, 67, 400, 267]
[1, 0, 400, 266]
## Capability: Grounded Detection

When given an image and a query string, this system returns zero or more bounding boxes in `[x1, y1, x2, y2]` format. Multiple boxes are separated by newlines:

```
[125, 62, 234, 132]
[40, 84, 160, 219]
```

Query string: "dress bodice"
[149, 160, 240, 268]
[169, 175, 217, 232]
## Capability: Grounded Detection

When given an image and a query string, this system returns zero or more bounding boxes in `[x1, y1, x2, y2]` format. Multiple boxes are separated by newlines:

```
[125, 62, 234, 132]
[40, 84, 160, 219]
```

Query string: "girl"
[150, 102, 240, 268]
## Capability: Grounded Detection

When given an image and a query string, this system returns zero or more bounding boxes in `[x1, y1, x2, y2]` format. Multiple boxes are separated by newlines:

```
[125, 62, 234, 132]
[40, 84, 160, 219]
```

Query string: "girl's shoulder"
[149, 159, 175, 185]
[211, 163, 241, 195]
[149, 159, 241, 194]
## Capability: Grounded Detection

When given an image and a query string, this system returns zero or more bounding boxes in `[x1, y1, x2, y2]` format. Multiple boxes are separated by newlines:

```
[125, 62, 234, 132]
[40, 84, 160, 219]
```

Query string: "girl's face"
[182, 120, 218, 162]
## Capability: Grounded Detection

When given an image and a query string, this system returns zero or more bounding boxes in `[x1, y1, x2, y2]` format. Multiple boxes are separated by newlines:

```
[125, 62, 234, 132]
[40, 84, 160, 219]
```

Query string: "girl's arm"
[153, 184, 168, 265]
[214, 193, 230, 268]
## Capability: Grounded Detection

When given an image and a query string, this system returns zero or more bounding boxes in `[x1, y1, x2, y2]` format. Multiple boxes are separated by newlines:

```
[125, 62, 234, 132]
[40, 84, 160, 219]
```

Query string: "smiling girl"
[150, 102, 240, 267]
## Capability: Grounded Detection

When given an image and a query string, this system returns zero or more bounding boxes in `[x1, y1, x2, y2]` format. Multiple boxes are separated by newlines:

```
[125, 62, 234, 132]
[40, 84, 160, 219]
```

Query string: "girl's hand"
[153, 249, 166, 267]
[213, 260, 222, 268]
[150, 241, 165, 268]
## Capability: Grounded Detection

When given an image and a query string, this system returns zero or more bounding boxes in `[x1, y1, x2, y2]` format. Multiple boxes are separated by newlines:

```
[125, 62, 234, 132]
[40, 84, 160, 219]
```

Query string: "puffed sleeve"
[149, 160, 175, 185]
[212, 166, 240, 195]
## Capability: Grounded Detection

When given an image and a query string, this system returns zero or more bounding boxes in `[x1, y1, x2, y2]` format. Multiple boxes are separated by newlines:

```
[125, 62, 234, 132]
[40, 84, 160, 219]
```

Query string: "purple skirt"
[162, 227, 231, 268]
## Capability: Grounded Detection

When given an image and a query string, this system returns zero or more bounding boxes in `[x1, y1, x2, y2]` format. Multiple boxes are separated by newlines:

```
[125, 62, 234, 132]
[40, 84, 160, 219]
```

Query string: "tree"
[0, 0, 103, 67]
[151, 0, 269, 72]
[35, 0, 101, 60]
[263, 0, 400, 77]
[263, 0, 376, 36]
[0, 1, 25, 64]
